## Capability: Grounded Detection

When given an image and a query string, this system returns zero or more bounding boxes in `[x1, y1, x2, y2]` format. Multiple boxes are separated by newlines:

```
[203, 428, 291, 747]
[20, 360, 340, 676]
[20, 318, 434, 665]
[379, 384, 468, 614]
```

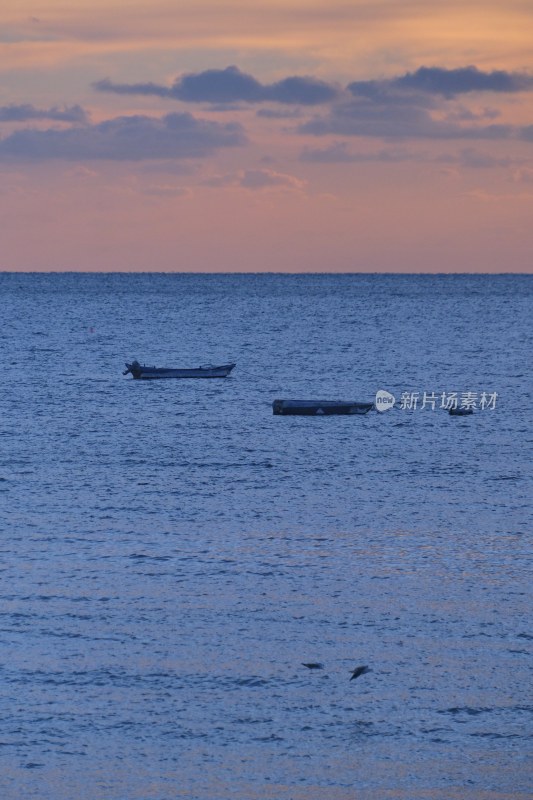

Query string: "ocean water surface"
[0, 273, 531, 799]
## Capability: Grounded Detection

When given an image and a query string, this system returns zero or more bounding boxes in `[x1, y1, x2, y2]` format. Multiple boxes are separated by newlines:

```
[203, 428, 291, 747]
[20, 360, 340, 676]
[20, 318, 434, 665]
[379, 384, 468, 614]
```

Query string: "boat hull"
[124, 362, 235, 379]
[273, 399, 374, 416]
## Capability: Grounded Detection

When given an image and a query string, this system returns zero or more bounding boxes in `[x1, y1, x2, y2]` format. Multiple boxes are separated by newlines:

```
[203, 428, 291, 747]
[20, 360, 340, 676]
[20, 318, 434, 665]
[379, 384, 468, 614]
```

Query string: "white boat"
[123, 360, 236, 380]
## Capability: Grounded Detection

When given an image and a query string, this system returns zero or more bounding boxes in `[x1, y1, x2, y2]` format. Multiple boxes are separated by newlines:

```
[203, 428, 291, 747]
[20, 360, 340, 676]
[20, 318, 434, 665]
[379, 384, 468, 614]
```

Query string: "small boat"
[448, 407, 474, 416]
[123, 360, 236, 379]
[273, 399, 374, 416]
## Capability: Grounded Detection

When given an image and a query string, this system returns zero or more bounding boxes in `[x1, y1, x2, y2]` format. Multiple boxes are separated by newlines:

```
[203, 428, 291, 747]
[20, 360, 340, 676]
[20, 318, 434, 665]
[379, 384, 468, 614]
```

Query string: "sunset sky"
[1, 0, 532, 272]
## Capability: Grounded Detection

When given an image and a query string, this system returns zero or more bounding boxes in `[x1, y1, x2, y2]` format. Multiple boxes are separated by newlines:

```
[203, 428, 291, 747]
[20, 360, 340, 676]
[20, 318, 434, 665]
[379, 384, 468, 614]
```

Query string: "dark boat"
[123, 360, 236, 379]
[449, 407, 474, 416]
[273, 399, 374, 416]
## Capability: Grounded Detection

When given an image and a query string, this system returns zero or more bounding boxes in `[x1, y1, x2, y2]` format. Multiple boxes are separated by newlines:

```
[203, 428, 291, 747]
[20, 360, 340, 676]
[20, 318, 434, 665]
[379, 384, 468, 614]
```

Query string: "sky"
[1, 0, 533, 272]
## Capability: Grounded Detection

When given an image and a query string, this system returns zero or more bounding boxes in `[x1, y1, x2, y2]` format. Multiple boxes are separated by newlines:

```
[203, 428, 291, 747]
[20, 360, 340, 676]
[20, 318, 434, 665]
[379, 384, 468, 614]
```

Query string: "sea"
[0, 272, 531, 800]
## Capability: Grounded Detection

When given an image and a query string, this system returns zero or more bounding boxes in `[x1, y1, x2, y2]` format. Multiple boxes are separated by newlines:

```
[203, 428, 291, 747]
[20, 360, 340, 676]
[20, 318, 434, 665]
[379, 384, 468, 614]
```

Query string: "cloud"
[513, 167, 533, 183]
[299, 96, 516, 141]
[298, 102, 502, 139]
[316, 65, 533, 141]
[393, 66, 533, 97]
[300, 142, 430, 163]
[300, 142, 357, 162]
[93, 63, 533, 144]
[462, 187, 533, 203]
[0, 104, 88, 123]
[348, 66, 533, 100]
[256, 108, 302, 119]
[265, 76, 337, 105]
[204, 168, 305, 191]
[443, 106, 501, 122]
[66, 165, 98, 178]
[0, 112, 246, 161]
[454, 148, 520, 169]
[240, 168, 305, 190]
[300, 143, 528, 170]
[346, 80, 436, 109]
[93, 79, 173, 99]
[172, 66, 264, 103]
[94, 66, 338, 106]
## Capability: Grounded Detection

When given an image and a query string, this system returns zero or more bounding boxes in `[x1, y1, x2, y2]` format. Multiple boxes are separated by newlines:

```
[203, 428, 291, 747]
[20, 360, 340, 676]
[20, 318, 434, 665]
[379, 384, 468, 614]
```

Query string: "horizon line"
[0, 270, 531, 276]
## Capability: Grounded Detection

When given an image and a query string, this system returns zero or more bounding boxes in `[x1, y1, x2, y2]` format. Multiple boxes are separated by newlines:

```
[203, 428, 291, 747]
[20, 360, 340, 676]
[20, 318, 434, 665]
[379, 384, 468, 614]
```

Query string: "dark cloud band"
[300, 65, 533, 141]
[94, 65, 533, 110]
[94, 66, 338, 106]
[393, 66, 533, 96]
[0, 104, 88, 123]
[0, 112, 246, 160]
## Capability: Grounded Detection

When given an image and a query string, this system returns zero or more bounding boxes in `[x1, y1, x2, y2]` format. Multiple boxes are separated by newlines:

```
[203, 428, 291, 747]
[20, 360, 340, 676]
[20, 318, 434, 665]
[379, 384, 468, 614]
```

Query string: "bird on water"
[350, 665, 371, 681]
